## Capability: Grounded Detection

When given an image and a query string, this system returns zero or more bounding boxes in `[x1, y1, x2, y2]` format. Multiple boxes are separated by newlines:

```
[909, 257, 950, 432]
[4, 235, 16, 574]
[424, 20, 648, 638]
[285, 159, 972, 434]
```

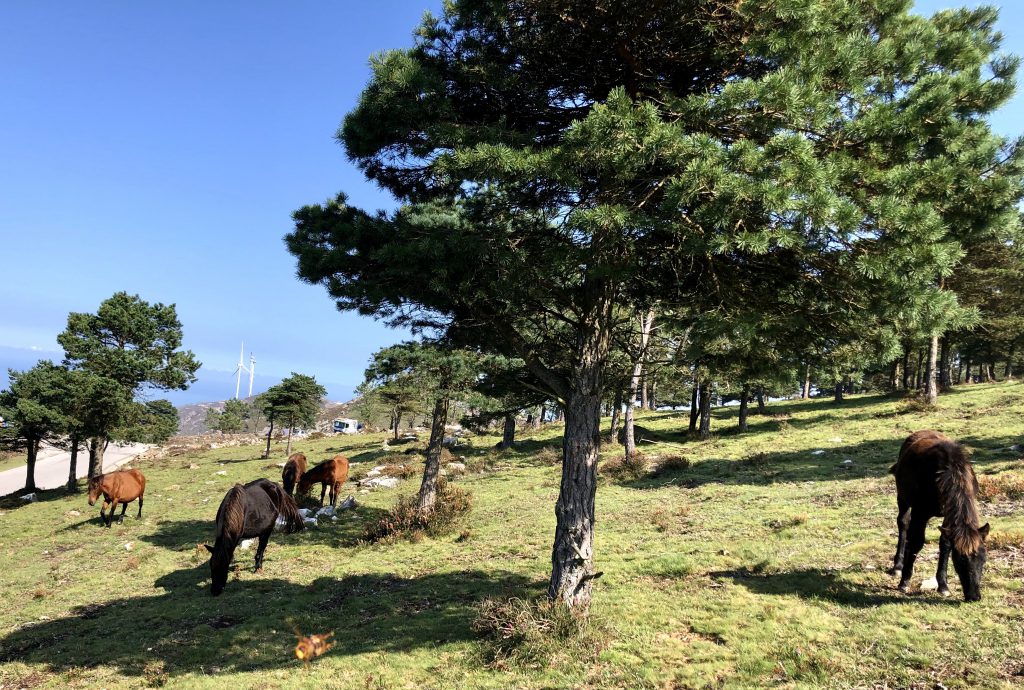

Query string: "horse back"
[892, 430, 961, 512]
[330, 455, 349, 485]
[106, 469, 146, 501]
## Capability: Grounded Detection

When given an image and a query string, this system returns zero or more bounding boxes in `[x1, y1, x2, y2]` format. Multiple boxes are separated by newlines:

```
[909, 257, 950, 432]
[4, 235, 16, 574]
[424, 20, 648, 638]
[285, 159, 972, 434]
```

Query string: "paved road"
[0, 442, 150, 496]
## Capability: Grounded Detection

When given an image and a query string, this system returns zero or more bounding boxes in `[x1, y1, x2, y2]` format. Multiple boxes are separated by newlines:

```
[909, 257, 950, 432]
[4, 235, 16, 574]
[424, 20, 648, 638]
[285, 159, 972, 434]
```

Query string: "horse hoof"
[254, 567, 263, 574]
[938, 588, 951, 597]
[886, 567, 900, 576]
[898, 583, 910, 594]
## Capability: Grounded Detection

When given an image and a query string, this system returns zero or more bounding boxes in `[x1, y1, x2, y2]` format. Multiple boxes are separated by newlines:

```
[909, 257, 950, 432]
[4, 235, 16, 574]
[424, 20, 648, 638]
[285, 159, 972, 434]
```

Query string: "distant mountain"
[175, 397, 358, 436]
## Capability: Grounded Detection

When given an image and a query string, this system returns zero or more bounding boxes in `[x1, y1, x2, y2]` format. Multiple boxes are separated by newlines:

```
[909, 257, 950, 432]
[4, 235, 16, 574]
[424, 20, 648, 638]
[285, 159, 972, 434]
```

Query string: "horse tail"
[936, 441, 982, 554]
[217, 484, 247, 542]
[261, 481, 304, 534]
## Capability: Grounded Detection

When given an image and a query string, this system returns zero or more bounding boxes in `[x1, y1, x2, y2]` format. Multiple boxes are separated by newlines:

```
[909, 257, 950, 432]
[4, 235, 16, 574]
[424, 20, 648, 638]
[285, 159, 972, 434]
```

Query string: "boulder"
[361, 476, 400, 490]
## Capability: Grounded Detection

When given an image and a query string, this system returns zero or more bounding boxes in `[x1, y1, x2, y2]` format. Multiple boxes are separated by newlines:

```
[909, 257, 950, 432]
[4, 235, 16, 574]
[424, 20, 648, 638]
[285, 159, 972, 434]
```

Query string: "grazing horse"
[88, 469, 146, 528]
[297, 455, 349, 508]
[282, 452, 307, 497]
[204, 478, 303, 596]
[889, 430, 990, 601]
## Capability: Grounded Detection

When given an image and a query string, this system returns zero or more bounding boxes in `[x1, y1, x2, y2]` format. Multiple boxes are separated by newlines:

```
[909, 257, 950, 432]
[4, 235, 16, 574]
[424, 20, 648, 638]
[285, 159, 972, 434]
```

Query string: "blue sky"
[1, 1, 1021, 405]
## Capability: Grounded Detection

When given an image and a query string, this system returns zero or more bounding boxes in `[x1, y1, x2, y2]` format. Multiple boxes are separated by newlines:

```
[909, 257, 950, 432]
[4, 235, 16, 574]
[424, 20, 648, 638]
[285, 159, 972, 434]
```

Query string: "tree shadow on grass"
[708, 567, 950, 608]
[0, 567, 539, 679]
[621, 434, 1020, 490]
[0, 484, 81, 511]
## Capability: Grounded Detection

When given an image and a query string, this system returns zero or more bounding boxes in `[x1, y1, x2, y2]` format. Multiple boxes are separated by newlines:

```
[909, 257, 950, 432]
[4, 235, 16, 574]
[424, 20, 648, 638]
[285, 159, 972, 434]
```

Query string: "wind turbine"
[232, 343, 255, 400]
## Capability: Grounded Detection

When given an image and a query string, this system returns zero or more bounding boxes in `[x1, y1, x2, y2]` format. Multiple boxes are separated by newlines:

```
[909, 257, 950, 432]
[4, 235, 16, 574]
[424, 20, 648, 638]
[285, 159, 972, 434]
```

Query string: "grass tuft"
[362, 479, 471, 543]
[472, 597, 608, 668]
[601, 453, 648, 482]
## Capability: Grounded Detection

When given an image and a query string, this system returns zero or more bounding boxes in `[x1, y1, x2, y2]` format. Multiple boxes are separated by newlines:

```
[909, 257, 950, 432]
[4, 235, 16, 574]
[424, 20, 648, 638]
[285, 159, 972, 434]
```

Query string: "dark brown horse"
[889, 430, 990, 601]
[88, 469, 146, 528]
[282, 452, 307, 497]
[297, 455, 349, 508]
[203, 478, 303, 596]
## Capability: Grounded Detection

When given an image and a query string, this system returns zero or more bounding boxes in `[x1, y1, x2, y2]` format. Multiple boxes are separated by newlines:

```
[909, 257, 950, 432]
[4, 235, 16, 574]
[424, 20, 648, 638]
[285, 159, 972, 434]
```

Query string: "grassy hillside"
[1, 383, 1022, 689]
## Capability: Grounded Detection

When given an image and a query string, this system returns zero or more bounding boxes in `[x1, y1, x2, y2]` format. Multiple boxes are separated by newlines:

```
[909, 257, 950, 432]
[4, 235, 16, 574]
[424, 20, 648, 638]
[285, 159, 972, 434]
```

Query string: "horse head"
[943, 523, 990, 602]
[87, 478, 102, 506]
[206, 540, 229, 596]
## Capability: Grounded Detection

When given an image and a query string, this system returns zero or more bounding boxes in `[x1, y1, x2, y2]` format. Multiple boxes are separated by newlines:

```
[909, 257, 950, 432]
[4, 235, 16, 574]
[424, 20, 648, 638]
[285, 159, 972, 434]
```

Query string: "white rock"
[338, 495, 358, 510]
[303, 517, 318, 527]
[316, 506, 336, 519]
[920, 577, 939, 591]
[20, 493, 37, 502]
[359, 489, 370, 494]
[188, 464, 200, 470]
[841, 459, 854, 465]
[297, 508, 312, 518]
[828, 437, 843, 443]
[238, 539, 255, 550]
[276, 462, 286, 468]
[67, 510, 81, 517]
[810, 450, 825, 455]
[448, 462, 467, 472]
[367, 466, 385, 477]
[215, 470, 227, 476]
[361, 476, 400, 490]
[124, 542, 134, 551]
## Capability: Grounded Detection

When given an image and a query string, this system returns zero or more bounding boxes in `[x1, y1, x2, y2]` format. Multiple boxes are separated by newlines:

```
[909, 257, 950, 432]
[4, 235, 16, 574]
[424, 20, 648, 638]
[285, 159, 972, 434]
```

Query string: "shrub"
[308, 431, 326, 440]
[651, 454, 690, 477]
[472, 597, 608, 667]
[978, 474, 1024, 502]
[534, 446, 561, 466]
[379, 463, 417, 479]
[362, 479, 472, 543]
[988, 530, 1024, 551]
[601, 453, 648, 482]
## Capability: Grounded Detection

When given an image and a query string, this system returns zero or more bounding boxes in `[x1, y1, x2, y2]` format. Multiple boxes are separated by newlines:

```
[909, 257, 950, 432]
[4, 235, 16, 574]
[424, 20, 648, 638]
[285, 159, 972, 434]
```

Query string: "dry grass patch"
[601, 453, 649, 482]
[472, 597, 609, 668]
[978, 474, 1024, 502]
[362, 480, 472, 543]
[533, 446, 561, 466]
[651, 454, 690, 477]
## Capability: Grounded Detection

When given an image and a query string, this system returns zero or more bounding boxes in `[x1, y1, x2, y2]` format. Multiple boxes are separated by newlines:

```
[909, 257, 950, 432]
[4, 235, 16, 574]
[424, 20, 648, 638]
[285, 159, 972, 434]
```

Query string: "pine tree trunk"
[925, 334, 939, 405]
[639, 372, 648, 411]
[902, 346, 912, 390]
[834, 380, 844, 403]
[88, 436, 107, 478]
[939, 337, 951, 389]
[1006, 345, 1016, 379]
[889, 360, 899, 391]
[539, 404, 547, 426]
[623, 309, 654, 458]
[688, 379, 699, 433]
[548, 374, 603, 610]
[648, 379, 657, 411]
[957, 357, 963, 384]
[418, 396, 449, 513]
[285, 413, 294, 456]
[608, 388, 622, 442]
[500, 413, 516, 449]
[698, 382, 712, 440]
[756, 386, 766, 414]
[803, 363, 812, 399]
[24, 437, 39, 492]
[532, 406, 542, 430]
[66, 434, 80, 492]
[914, 349, 924, 390]
[263, 413, 275, 458]
[738, 385, 750, 432]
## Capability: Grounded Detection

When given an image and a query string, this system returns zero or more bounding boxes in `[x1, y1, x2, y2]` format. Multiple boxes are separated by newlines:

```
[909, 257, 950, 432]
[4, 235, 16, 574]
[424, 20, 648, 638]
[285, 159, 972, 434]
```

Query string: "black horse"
[204, 478, 304, 596]
[889, 430, 990, 601]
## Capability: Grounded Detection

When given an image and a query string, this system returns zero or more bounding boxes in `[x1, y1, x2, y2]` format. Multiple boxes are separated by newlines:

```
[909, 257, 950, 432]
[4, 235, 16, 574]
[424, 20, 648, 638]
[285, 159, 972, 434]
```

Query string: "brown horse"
[282, 452, 307, 497]
[889, 430, 990, 601]
[88, 469, 146, 528]
[297, 455, 349, 507]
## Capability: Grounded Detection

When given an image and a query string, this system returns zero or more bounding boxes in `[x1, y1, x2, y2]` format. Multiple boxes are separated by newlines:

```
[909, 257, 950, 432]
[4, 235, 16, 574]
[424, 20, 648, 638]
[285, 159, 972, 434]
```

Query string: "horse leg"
[254, 531, 271, 573]
[888, 497, 911, 576]
[105, 500, 117, 528]
[331, 482, 338, 507]
[898, 514, 928, 593]
[319, 483, 327, 507]
[936, 533, 952, 596]
[137, 494, 144, 519]
[119, 502, 128, 524]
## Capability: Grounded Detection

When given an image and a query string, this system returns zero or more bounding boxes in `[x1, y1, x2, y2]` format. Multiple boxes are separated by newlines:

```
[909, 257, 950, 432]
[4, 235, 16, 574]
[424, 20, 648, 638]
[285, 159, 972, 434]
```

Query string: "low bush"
[533, 446, 561, 466]
[472, 597, 608, 668]
[362, 479, 472, 543]
[651, 454, 690, 477]
[601, 453, 649, 482]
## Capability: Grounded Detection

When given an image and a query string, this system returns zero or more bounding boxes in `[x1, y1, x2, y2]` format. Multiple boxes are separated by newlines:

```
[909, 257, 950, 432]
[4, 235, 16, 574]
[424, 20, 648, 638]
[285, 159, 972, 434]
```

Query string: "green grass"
[1, 383, 1023, 689]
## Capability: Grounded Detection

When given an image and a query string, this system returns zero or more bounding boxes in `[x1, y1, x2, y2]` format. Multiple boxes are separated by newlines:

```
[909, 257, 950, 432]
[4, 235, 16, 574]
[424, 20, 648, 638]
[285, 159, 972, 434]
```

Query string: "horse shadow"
[707, 567, 950, 608]
[0, 567, 538, 679]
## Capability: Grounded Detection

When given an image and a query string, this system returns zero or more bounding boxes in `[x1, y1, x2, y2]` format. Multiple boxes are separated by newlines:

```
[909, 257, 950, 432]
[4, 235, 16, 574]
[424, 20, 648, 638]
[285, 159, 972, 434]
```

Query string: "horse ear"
[978, 523, 990, 540]
[203, 543, 214, 554]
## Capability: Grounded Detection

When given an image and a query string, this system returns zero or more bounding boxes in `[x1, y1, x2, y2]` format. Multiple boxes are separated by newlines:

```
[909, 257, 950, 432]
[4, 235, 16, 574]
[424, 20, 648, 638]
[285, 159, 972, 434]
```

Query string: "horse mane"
[258, 481, 304, 534]
[217, 484, 248, 542]
[936, 441, 983, 554]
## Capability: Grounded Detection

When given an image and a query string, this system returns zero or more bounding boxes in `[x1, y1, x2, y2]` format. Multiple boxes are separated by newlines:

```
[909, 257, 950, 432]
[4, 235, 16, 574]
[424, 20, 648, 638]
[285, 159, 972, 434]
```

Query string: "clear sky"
[1, 1, 1021, 405]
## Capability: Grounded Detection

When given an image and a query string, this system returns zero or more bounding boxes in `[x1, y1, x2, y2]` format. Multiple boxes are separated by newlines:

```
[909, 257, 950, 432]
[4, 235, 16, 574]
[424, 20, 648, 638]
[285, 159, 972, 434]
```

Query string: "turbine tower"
[232, 342, 254, 400]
